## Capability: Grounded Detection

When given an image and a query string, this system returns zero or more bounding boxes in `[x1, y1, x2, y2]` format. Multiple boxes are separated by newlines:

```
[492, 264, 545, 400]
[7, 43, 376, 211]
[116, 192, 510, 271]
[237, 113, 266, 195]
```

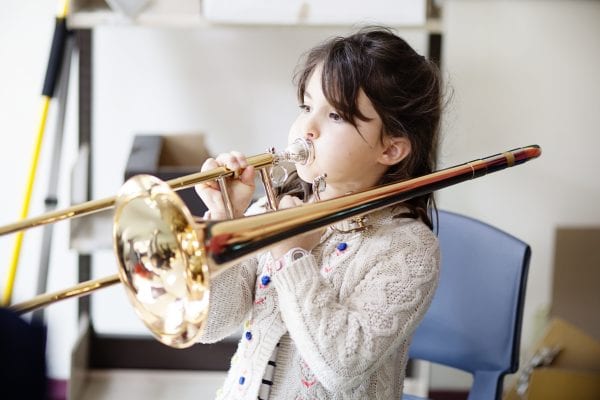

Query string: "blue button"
[239, 376, 245, 385]
[245, 331, 252, 340]
[261, 275, 271, 286]
[336, 242, 348, 251]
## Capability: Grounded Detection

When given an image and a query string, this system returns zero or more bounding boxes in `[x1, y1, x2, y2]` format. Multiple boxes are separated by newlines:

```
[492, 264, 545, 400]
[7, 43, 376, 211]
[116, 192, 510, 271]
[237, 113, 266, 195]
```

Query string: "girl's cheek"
[288, 122, 301, 142]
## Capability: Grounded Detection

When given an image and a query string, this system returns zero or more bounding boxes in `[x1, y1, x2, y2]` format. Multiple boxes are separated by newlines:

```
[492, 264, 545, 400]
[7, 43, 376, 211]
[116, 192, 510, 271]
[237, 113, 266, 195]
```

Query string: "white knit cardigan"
[198, 206, 440, 400]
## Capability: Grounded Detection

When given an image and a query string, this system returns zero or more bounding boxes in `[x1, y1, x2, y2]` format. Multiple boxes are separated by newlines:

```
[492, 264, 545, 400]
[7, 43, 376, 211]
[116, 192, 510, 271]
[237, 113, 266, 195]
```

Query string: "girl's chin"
[295, 166, 317, 184]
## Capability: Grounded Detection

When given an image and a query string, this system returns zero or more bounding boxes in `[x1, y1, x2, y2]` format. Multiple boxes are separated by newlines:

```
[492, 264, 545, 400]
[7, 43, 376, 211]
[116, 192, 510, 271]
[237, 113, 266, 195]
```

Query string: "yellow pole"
[59, 0, 69, 18]
[1, 0, 70, 306]
[2, 99, 51, 305]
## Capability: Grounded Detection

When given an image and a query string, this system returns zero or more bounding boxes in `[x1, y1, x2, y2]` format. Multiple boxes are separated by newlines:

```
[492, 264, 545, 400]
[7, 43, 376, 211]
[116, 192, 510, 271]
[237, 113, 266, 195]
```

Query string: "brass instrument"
[5, 144, 541, 349]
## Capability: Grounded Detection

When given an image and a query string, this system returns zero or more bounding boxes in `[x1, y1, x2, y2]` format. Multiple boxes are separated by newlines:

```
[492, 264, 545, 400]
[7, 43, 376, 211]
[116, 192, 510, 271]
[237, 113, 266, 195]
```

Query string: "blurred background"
[0, 0, 598, 398]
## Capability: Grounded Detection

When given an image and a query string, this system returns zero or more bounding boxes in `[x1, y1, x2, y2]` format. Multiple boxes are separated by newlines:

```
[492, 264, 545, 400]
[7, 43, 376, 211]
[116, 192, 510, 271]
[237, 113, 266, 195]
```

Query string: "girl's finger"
[215, 152, 241, 171]
[230, 151, 248, 168]
[238, 165, 255, 186]
[201, 157, 219, 171]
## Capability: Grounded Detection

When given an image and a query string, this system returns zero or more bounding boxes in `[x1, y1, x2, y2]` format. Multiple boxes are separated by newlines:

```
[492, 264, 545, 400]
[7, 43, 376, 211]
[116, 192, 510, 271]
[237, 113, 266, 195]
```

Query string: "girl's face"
[288, 65, 392, 200]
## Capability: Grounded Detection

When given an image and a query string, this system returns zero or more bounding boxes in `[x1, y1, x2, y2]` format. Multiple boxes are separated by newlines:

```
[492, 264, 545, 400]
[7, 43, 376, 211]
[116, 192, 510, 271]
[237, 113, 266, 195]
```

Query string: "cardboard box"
[124, 134, 211, 217]
[504, 318, 600, 400]
[551, 228, 600, 343]
[524, 368, 600, 400]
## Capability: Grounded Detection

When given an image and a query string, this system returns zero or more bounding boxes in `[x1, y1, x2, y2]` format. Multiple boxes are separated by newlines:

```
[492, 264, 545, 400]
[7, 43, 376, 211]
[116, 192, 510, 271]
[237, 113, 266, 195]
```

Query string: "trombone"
[3, 142, 541, 349]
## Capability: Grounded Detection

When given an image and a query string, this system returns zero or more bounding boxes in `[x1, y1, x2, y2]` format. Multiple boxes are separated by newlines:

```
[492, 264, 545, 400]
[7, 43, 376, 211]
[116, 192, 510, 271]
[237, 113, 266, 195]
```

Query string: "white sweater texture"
[198, 206, 440, 399]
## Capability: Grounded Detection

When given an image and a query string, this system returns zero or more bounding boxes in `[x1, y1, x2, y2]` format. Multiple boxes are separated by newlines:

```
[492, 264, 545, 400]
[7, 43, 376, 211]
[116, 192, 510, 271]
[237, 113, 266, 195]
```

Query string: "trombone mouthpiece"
[275, 138, 314, 165]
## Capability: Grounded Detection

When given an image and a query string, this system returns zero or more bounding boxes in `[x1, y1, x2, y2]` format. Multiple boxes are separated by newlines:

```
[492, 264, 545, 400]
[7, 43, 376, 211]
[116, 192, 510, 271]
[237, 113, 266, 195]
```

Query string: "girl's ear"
[378, 136, 411, 166]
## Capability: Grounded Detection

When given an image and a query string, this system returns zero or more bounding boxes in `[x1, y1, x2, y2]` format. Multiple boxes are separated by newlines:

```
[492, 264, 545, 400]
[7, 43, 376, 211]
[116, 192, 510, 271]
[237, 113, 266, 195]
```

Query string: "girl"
[195, 26, 443, 400]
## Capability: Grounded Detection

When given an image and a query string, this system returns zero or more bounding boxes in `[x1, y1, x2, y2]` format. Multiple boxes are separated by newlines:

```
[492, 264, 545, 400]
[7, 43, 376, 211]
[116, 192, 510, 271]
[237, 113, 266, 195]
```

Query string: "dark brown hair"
[280, 26, 443, 229]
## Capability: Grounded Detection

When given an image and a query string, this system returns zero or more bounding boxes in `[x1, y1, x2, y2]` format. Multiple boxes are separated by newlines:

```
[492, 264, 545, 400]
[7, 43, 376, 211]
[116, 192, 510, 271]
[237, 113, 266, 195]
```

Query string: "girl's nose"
[301, 113, 319, 140]
[304, 126, 319, 140]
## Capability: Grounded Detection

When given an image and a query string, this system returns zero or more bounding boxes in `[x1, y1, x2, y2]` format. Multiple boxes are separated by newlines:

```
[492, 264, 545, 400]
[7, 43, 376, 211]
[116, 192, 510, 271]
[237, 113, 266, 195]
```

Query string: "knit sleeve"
[197, 199, 267, 343]
[272, 221, 440, 392]
[196, 257, 258, 343]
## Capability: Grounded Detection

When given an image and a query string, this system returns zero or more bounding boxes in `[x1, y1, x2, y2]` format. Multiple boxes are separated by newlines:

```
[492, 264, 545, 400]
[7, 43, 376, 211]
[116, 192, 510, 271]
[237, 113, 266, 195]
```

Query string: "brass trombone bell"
[113, 175, 211, 348]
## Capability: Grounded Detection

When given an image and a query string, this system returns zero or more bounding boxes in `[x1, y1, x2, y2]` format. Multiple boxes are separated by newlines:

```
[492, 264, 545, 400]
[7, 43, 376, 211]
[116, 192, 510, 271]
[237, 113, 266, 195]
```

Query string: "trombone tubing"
[12, 274, 120, 315]
[0, 152, 277, 237]
[204, 145, 542, 268]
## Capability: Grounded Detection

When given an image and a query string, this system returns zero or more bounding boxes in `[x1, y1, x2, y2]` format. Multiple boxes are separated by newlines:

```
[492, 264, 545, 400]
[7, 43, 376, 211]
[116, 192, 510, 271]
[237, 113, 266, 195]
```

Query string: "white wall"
[432, 0, 600, 389]
[1, 0, 599, 392]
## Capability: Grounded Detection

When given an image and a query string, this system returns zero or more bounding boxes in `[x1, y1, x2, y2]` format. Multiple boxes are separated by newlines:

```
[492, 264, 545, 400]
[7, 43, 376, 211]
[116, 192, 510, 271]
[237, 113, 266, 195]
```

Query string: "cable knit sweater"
[198, 205, 440, 400]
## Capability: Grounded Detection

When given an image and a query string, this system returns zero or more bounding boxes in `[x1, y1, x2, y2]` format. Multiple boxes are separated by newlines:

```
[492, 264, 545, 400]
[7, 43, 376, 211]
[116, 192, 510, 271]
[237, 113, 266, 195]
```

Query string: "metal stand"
[77, 29, 93, 321]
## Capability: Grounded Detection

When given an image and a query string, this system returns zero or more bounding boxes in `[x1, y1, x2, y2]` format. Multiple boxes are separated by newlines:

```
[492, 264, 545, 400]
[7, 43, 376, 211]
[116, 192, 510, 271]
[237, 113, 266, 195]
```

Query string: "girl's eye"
[299, 104, 311, 113]
[329, 112, 344, 122]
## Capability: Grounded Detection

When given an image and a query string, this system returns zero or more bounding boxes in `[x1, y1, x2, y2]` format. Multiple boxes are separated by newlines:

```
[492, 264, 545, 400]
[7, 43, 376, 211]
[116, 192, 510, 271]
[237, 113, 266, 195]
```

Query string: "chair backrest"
[408, 210, 531, 400]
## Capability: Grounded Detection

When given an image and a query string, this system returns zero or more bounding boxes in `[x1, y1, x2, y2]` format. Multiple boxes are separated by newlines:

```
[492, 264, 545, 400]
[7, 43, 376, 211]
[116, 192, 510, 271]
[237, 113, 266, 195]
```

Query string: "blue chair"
[404, 210, 531, 400]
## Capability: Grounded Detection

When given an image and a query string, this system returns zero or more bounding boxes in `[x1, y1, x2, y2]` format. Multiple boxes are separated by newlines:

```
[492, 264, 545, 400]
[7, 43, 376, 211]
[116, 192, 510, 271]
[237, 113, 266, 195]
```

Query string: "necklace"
[330, 215, 371, 234]
[310, 177, 372, 234]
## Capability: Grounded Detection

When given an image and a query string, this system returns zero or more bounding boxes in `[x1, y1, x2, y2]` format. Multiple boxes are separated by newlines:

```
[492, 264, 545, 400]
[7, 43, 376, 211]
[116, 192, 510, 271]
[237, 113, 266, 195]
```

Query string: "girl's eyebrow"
[304, 91, 312, 99]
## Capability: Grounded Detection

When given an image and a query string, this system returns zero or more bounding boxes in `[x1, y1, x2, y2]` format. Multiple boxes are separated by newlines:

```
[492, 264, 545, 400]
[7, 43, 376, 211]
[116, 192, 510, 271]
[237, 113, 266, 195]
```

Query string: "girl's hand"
[269, 195, 324, 260]
[195, 151, 256, 219]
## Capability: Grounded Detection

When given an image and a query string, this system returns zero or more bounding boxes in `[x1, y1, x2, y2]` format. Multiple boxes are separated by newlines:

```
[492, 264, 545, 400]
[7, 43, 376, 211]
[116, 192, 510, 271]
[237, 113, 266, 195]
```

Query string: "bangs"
[297, 40, 372, 126]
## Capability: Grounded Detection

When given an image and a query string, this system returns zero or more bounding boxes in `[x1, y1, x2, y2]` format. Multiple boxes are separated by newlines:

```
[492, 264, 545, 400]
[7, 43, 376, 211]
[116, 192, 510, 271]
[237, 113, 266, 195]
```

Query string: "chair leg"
[469, 370, 503, 400]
